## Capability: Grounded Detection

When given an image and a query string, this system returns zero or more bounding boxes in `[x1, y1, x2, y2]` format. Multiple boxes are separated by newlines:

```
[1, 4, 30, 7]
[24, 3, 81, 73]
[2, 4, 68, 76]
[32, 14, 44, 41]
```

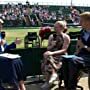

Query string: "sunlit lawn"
[2, 27, 80, 49]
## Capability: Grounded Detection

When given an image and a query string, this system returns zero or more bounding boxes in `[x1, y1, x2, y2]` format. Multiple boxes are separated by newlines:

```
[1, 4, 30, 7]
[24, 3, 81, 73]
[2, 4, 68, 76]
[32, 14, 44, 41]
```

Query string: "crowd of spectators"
[0, 2, 57, 27]
[0, 1, 89, 27]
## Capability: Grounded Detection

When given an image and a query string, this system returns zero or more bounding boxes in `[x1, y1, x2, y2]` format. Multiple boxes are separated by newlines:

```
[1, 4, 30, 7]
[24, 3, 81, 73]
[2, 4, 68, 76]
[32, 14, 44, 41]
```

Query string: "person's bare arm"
[15, 38, 22, 44]
[47, 34, 56, 50]
[49, 56, 62, 70]
[19, 80, 26, 90]
[50, 34, 70, 55]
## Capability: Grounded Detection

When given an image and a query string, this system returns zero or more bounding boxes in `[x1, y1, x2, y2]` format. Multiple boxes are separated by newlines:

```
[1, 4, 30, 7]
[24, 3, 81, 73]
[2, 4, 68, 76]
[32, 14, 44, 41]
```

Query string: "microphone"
[53, 33, 57, 40]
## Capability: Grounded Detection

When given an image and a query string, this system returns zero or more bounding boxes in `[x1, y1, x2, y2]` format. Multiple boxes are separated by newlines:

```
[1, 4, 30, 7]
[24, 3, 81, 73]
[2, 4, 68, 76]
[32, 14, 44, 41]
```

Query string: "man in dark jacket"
[62, 12, 90, 90]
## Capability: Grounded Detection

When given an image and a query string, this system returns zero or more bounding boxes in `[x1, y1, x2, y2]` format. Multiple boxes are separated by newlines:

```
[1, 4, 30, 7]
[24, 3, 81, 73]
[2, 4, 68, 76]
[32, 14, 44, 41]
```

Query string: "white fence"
[0, 0, 90, 7]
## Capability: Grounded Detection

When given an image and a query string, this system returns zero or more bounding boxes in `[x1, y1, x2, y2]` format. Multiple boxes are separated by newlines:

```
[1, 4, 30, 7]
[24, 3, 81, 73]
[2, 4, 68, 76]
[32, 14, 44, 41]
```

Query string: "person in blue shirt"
[0, 19, 21, 53]
[62, 12, 90, 90]
[0, 19, 26, 90]
[0, 31, 21, 53]
[0, 19, 16, 53]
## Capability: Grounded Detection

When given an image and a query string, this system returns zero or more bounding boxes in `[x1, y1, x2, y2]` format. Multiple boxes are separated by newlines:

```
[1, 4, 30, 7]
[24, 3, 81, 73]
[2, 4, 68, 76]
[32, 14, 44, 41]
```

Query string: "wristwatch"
[84, 45, 88, 49]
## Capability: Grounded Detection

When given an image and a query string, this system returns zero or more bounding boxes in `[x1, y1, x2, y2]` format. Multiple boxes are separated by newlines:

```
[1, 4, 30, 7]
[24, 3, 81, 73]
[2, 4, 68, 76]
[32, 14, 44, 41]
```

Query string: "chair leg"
[77, 85, 83, 90]
[59, 79, 62, 88]
[88, 71, 90, 90]
[74, 70, 84, 90]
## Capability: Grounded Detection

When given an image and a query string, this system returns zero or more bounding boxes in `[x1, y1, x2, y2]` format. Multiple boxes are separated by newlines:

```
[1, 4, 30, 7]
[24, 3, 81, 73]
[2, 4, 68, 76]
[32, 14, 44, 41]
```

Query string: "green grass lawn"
[2, 27, 80, 48]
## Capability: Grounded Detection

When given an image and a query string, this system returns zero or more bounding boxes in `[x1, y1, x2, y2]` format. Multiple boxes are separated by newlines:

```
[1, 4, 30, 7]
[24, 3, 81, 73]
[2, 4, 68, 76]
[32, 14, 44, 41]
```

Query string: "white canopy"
[0, 0, 90, 7]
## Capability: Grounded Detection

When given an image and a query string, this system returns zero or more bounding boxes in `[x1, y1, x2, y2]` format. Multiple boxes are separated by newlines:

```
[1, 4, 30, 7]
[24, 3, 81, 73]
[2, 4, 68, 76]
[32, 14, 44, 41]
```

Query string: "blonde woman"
[41, 20, 70, 89]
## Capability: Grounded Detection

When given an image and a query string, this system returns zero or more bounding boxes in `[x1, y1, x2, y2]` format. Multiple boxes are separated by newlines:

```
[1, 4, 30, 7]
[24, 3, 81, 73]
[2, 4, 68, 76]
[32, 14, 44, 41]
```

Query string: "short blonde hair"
[54, 20, 67, 29]
[80, 12, 90, 21]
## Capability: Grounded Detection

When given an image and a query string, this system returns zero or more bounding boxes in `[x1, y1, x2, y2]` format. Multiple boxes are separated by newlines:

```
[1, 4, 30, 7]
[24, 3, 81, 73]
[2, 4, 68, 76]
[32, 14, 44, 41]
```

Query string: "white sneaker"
[41, 82, 50, 90]
[49, 73, 58, 84]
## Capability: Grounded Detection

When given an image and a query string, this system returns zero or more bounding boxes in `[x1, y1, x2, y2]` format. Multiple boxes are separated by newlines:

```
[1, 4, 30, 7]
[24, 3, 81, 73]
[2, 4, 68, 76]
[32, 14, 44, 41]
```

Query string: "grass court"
[3, 27, 80, 48]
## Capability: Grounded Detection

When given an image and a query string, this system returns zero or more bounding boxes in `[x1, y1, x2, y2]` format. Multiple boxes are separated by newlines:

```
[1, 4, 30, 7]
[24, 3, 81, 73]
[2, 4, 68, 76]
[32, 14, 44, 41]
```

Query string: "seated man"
[62, 12, 90, 90]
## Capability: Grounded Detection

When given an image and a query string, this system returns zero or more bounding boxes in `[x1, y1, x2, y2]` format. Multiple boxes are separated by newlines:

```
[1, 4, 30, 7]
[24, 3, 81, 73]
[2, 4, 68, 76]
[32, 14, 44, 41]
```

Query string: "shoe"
[41, 82, 50, 90]
[49, 73, 58, 85]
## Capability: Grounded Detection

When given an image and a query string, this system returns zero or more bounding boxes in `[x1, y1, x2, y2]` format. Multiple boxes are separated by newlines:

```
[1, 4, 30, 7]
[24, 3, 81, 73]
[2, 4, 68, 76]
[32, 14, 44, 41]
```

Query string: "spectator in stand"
[70, 6, 80, 25]
[0, 19, 3, 32]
